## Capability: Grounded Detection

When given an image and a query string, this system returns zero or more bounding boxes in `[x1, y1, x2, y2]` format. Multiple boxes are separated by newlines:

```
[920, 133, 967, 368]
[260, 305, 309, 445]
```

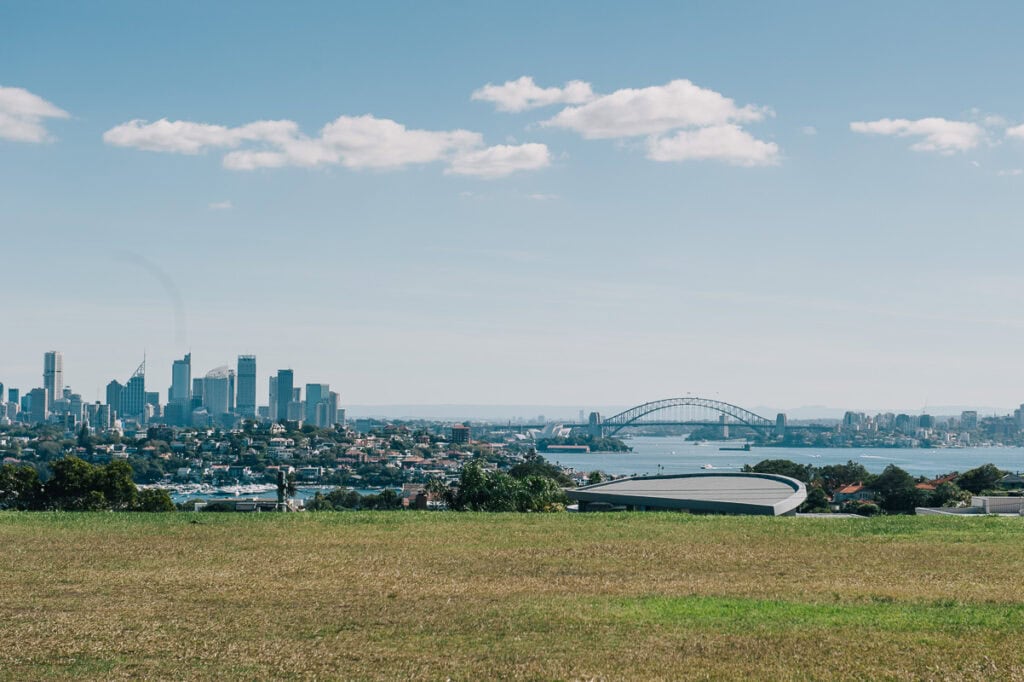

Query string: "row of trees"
[744, 459, 1007, 514]
[0, 457, 175, 511]
[437, 458, 567, 512]
[306, 488, 404, 511]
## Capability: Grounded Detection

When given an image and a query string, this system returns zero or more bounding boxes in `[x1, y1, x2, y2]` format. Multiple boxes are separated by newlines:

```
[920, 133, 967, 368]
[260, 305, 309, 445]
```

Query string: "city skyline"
[4, 346, 1024, 422]
[6, 2, 1024, 408]
[0, 349, 344, 429]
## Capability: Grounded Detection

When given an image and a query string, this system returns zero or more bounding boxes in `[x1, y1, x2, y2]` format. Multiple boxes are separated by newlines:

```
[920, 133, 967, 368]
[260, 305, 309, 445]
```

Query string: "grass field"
[2, 512, 1024, 681]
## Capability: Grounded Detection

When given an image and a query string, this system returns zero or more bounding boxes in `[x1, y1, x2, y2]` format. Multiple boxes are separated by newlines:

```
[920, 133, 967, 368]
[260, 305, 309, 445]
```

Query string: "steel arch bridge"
[597, 397, 775, 435]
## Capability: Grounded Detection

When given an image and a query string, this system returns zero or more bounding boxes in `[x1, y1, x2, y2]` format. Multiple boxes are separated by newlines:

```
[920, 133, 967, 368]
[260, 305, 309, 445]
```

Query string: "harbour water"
[548, 436, 1024, 478]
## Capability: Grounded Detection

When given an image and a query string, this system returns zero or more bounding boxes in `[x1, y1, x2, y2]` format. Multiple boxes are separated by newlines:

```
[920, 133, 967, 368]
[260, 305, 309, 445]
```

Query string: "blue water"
[548, 436, 1024, 478]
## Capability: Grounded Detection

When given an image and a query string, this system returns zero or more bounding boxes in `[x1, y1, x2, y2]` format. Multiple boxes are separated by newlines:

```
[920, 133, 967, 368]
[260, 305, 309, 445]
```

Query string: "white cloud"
[0, 85, 69, 142]
[208, 200, 233, 210]
[801, 126, 818, 136]
[103, 118, 297, 154]
[528, 78, 777, 166]
[849, 117, 983, 154]
[647, 125, 779, 166]
[542, 79, 769, 139]
[472, 76, 594, 112]
[997, 168, 1023, 176]
[527, 193, 558, 201]
[1006, 124, 1024, 140]
[104, 114, 546, 177]
[446, 143, 550, 178]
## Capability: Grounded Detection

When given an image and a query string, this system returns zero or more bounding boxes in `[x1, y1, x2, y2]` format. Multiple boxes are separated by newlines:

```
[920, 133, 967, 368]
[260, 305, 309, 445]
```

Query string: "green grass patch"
[2, 512, 1024, 680]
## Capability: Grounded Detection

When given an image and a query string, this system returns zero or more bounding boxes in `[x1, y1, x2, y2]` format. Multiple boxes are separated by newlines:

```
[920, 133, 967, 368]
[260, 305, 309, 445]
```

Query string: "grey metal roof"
[566, 472, 807, 516]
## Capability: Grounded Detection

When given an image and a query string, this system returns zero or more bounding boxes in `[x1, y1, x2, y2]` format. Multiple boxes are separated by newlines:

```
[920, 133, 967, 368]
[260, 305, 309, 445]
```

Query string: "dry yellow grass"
[2, 512, 1024, 680]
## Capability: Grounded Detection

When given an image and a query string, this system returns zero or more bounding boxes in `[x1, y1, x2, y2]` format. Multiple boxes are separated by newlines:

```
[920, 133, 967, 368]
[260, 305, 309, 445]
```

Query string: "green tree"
[519, 476, 566, 512]
[842, 500, 882, 516]
[325, 489, 362, 509]
[45, 457, 140, 511]
[134, 488, 175, 512]
[743, 459, 813, 483]
[956, 464, 1007, 494]
[930, 481, 971, 508]
[425, 476, 449, 504]
[448, 461, 567, 512]
[46, 456, 103, 510]
[508, 454, 573, 486]
[0, 464, 44, 510]
[873, 465, 926, 514]
[799, 486, 831, 513]
[35, 440, 63, 461]
[587, 470, 605, 485]
[816, 461, 870, 495]
[306, 492, 334, 511]
[99, 460, 138, 510]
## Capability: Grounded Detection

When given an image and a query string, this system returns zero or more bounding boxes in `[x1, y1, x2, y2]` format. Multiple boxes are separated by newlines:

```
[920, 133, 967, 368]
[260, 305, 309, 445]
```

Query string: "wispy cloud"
[542, 79, 770, 140]
[208, 200, 233, 210]
[472, 76, 594, 112]
[446, 143, 550, 178]
[0, 85, 69, 142]
[849, 117, 984, 154]
[646, 125, 779, 166]
[474, 77, 781, 166]
[104, 114, 548, 178]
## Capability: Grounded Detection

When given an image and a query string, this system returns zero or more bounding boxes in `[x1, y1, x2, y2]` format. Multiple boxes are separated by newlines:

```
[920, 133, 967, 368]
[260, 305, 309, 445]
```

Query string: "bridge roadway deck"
[482, 422, 833, 431]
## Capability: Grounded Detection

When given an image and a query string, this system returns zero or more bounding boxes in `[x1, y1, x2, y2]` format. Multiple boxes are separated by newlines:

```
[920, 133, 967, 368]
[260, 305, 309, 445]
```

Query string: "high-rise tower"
[237, 355, 256, 418]
[43, 351, 63, 406]
[276, 369, 293, 421]
[170, 353, 192, 406]
[122, 360, 146, 419]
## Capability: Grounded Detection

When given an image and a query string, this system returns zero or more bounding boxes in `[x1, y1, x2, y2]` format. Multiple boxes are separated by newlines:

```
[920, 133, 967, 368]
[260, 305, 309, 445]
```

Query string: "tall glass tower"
[43, 351, 63, 406]
[237, 355, 257, 417]
[276, 369, 293, 421]
[170, 353, 191, 406]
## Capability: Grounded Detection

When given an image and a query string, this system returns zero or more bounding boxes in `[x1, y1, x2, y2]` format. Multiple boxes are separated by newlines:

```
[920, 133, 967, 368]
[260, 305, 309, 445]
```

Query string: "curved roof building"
[567, 472, 807, 516]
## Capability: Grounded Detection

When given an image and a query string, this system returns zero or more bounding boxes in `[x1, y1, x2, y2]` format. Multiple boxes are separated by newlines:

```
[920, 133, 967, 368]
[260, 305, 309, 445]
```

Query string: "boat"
[719, 443, 751, 452]
[701, 464, 715, 470]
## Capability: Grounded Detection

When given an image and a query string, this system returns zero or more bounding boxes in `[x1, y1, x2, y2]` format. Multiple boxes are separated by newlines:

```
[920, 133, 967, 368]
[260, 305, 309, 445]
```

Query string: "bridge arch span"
[599, 397, 774, 435]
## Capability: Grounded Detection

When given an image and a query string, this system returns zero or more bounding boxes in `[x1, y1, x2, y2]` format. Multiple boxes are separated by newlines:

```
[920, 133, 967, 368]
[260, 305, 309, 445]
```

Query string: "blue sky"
[4, 1, 1024, 413]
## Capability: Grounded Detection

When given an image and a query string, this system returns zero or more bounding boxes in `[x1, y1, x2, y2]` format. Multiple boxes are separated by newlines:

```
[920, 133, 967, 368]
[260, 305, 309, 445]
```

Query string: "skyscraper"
[329, 391, 340, 426]
[268, 375, 278, 421]
[305, 383, 329, 425]
[121, 360, 146, 419]
[227, 369, 236, 413]
[237, 355, 256, 417]
[203, 367, 231, 416]
[28, 387, 48, 424]
[106, 380, 124, 417]
[276, 369, 293, 421]
[170, 353, 191, 407]
[43, 351, 63, 406]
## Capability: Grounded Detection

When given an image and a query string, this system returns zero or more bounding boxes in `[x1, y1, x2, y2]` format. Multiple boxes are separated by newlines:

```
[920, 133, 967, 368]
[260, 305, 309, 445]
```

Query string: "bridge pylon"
[588, 412, 604, 439]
